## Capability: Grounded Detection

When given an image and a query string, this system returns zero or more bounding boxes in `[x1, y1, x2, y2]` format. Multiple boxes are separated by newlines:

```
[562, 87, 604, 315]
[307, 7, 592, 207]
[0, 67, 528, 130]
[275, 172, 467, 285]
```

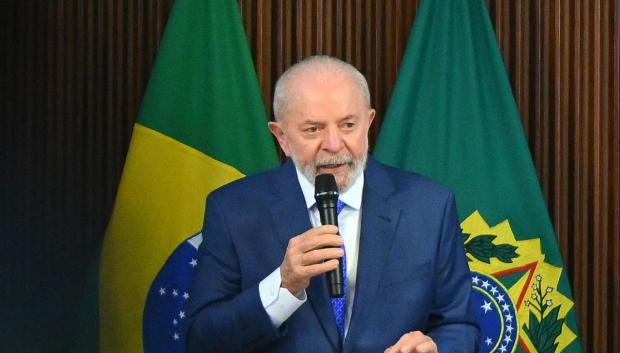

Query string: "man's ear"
[268, 121, 291, 157]
[368, 109, 376, 126]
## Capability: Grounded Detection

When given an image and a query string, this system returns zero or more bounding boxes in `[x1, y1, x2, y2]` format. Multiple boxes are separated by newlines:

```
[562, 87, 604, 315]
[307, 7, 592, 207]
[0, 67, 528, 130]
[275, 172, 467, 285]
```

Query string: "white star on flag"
[481, 300, 492, 314]
[143, 233, 202, 350]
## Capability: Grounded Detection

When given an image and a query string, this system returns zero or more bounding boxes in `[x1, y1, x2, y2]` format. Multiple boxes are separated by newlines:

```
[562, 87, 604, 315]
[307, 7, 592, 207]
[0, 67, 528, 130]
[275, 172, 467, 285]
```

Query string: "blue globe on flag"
[471, 271, 518, 353]
[143, 233, 202, 353]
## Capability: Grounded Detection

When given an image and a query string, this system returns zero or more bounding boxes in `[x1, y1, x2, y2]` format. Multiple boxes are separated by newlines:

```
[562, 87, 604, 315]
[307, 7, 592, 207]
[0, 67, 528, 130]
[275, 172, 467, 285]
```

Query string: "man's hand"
[384, 331, 438, 353]
[280, 225, 344, 294]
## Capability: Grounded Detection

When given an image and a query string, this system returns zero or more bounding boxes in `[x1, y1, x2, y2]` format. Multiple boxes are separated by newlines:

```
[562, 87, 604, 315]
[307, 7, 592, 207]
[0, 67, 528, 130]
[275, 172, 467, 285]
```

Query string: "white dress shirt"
[258, 168, 364, 336]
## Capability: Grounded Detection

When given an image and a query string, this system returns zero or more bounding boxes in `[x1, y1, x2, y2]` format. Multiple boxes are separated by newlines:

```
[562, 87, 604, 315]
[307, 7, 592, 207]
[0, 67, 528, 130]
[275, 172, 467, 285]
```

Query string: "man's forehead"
[286, 80, 366, 110]
[296, 115, 359, 125]
[282, 102, 367, 124]
[277, 70, 369, 124]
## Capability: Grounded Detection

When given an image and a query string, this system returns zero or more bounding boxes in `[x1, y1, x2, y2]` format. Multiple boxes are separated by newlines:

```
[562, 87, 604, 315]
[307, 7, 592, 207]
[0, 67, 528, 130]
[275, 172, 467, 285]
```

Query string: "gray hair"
[272, 55, 371, 121]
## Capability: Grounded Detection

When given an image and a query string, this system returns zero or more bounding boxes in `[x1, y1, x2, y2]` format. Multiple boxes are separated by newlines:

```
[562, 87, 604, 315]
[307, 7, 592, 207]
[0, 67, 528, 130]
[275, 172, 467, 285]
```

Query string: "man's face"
[269, 74, 375, 191]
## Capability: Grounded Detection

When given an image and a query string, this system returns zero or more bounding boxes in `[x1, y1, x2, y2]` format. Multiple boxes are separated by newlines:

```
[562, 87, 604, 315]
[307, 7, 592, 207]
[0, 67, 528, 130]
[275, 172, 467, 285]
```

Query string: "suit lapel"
[268, 161, 341, 351]
[344, 160, 401, 352]
[306, 271, 341, 351]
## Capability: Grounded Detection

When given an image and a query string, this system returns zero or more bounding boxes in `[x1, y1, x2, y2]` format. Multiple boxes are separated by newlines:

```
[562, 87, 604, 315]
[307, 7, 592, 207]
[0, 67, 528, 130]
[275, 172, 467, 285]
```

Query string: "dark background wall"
[1, 1, 618, 352]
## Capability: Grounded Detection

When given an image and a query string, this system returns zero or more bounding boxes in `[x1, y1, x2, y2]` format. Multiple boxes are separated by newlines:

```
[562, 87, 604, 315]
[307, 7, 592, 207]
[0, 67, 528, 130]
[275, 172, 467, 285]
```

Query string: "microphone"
[314, 173, 344, 298]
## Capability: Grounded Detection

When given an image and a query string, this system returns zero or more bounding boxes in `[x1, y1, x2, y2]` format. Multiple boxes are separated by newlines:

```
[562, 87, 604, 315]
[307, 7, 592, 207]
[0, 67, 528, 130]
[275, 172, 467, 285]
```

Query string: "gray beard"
[293, 150, 367, 192]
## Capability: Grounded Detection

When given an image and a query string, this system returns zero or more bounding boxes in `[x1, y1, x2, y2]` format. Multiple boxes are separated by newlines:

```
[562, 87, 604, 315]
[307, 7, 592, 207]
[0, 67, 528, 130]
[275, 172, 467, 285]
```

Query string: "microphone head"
[314, 173, 339, 203]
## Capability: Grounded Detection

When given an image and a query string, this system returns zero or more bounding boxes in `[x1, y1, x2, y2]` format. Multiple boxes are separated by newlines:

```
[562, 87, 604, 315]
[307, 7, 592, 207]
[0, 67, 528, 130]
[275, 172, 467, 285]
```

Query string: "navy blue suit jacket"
[186, 158, 479, 353]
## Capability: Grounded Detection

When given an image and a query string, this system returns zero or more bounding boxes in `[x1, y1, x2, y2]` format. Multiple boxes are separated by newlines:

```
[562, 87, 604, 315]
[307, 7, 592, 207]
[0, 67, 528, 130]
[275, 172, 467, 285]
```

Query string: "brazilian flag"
[99, 1, 278, 352]
[374, 1, 582, 353]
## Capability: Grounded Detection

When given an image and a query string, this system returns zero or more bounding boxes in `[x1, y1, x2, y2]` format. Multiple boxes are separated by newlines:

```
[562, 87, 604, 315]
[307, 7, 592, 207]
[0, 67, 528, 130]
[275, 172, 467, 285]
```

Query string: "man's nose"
[321, 127, 344, 152]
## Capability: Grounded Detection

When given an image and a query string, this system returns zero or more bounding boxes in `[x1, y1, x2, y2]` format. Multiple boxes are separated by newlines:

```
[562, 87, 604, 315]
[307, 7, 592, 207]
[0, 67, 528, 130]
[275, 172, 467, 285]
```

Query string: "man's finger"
[303, 225, 339, 237]
[387, 331, 435, 353]
[399, 335, 432, 352]
[300, 259, 340, 277]
[300, 247, 344, 265]
[413, 340, 437, 353]
[295, 233, 343, 252]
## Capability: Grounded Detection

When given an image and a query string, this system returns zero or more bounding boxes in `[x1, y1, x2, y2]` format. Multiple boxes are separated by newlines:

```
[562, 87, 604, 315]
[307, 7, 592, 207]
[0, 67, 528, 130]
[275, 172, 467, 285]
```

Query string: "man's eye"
[304, 126, 318, 133]
[343, 122, 356, 129]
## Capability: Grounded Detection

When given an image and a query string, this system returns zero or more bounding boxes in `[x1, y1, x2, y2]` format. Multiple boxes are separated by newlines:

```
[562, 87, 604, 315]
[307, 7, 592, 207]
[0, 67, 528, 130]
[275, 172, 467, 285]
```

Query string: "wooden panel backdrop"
[1, 1, 618, 352]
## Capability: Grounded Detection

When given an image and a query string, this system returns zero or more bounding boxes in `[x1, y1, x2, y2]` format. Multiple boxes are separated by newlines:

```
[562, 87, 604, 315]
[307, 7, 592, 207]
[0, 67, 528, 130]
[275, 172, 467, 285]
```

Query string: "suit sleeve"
[185, 192, 284, 353]
[427, 192, 480, 353]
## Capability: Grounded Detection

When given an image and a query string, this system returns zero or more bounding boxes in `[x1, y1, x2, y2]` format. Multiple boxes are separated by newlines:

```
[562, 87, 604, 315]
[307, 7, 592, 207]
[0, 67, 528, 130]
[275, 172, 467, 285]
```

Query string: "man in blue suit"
[186, 56, 479, 353]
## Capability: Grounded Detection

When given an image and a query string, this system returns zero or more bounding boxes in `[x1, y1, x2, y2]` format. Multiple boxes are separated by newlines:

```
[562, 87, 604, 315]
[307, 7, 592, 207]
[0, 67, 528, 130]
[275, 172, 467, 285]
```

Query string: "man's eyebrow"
[298, 116, 357, 125]
[339, 115, 357, 121]
[300, 120, 321, 125]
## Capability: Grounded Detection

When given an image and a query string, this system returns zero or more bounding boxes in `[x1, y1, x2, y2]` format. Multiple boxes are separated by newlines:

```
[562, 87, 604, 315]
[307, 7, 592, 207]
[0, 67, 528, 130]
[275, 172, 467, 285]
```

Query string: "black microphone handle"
[317, 203, 344, 298]
[317, 203, 338, 227]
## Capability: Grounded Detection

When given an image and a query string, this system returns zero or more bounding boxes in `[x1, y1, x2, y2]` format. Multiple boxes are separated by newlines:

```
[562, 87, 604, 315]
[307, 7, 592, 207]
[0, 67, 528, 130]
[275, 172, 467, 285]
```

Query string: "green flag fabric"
[374, 1, 582, 353]
[99, 0, 278, 352]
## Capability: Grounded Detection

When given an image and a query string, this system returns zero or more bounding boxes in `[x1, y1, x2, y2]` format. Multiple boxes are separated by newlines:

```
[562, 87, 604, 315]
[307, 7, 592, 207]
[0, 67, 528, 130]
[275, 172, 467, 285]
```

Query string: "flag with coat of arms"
[374, 1, 583, 352]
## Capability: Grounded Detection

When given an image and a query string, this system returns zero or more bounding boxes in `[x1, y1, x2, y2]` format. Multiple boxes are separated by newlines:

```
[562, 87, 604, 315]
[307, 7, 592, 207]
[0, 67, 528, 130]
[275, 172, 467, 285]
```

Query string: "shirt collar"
[295, 166, 364, 210]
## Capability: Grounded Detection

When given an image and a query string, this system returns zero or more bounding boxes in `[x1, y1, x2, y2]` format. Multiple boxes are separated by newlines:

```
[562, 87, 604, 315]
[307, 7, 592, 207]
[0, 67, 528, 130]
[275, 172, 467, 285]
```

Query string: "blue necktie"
[331, 200, 347, 340]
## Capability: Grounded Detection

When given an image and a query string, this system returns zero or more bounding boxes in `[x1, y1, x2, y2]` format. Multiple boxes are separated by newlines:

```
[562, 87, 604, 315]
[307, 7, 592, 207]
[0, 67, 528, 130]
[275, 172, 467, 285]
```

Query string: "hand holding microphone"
[279, 174, 344, 297]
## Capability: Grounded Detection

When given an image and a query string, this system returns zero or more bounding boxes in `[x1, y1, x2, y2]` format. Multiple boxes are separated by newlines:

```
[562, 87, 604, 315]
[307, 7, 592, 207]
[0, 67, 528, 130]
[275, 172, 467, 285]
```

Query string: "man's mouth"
[317, 163, 349, 172]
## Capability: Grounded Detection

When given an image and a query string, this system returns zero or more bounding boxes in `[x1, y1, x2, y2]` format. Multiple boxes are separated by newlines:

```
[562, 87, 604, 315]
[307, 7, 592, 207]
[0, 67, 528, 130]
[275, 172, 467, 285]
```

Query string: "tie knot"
[336, 200, 346, 215]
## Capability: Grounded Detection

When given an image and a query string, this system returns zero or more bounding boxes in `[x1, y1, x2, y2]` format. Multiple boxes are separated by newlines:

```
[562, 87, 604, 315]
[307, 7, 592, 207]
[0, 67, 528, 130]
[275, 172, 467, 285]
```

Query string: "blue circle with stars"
[471, 271, 519, 353]
[143, 233, 201, 353]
